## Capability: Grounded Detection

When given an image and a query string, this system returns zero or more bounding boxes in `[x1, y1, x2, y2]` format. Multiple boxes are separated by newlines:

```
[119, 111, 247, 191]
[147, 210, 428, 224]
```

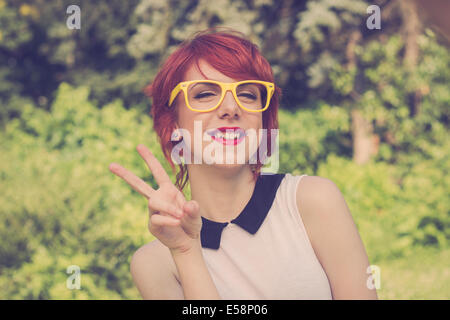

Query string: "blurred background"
[0, 0, 448, 299]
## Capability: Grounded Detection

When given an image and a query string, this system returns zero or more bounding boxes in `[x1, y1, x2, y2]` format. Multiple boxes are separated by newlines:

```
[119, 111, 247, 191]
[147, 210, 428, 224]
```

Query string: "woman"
[109, 28, 378, 300]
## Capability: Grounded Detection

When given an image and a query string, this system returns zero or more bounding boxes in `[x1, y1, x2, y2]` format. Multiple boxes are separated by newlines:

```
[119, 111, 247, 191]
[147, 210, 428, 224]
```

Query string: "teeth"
[215, 131, 241, 140]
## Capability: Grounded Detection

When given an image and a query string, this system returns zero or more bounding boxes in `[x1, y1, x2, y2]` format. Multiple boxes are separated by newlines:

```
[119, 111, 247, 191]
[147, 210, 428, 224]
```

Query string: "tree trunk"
[400, 0, 421, 69]
[414, 0, 450, 43]
[399, 0, 422, 117]
[351, 109, 379, 165]
[347, 30, 378, 164]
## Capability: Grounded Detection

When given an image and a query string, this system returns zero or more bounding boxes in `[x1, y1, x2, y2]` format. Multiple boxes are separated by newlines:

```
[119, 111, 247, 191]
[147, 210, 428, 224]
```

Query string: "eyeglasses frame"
[168, 79, 275, 113]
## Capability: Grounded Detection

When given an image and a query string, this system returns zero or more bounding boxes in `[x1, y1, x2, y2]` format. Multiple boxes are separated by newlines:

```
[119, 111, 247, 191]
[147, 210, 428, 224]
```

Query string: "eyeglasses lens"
[187, 82, 268, 111]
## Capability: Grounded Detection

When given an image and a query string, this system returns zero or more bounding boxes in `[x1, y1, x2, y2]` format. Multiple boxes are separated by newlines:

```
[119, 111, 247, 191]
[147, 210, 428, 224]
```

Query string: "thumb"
[181, 200, 202, 239]
[183, 200, 200, 219]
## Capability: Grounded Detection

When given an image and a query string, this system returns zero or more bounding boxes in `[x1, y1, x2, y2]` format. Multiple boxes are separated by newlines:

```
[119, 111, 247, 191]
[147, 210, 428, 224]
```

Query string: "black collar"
[200, 173, 286, 250]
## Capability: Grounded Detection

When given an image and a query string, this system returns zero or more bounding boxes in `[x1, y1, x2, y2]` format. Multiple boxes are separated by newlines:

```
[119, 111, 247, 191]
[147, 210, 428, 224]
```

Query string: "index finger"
[136, 144, 172, 186]
[109, 162, 155, 199]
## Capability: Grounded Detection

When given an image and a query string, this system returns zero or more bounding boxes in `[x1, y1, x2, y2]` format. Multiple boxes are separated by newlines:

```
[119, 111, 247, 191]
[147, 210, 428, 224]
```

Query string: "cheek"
[176, 104, 194, 129]
[176, 110, 210, 141]
[254, 115, 265, 148]
[251, 114, 263, 131]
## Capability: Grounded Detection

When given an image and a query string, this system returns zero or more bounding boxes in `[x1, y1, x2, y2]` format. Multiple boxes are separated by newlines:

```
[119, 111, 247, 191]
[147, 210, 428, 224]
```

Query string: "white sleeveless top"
[199, 173, 332, 300]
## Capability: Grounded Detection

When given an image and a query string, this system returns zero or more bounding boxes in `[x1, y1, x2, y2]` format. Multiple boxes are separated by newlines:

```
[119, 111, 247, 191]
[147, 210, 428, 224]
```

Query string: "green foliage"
[0, 83, 171, 299]
[0, 0, 375, 121]
[1, 79, 448, 298]
[377, 246, 449, 299]
[278, 104, 351, 174]
[352, 33, 450, 165]
[1, 0, 449, 299]
[317, 154, 449, 261]
[279, 106, 449, 262]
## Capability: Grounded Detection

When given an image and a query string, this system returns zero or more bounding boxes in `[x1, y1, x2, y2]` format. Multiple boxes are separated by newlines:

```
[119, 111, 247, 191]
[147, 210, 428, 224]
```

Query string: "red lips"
[208, 127, 246, 145]
[217, 126, 242, 132]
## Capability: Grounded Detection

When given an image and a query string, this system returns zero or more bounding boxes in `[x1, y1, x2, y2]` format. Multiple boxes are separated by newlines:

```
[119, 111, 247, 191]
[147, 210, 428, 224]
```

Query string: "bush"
[317, 154, 449, 261]
[0, 83, 168, 299]
[0, 82, 448, 298]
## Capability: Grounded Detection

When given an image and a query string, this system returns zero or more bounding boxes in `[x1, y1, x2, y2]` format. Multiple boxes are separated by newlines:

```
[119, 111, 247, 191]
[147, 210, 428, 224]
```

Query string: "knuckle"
[168, 186, 178, 195]
[147, 197, 156, 209]
[148, 215, 159, 228]
[148, 219, 153, 231]
[162, 182, 176, 193]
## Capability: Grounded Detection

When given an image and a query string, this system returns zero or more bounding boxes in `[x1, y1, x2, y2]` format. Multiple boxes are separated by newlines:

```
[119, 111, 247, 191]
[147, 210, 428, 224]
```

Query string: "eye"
[238, 92, 257, 100]
[194, 91, 217, 99]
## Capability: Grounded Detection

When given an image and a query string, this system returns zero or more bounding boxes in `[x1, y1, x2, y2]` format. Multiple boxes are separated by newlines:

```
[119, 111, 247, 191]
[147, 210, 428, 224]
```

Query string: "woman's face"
[173, 59, 263, 170]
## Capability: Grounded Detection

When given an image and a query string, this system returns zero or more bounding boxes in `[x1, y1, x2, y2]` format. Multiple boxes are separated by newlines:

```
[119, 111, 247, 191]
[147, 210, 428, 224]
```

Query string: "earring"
[171, 128, 182, 141]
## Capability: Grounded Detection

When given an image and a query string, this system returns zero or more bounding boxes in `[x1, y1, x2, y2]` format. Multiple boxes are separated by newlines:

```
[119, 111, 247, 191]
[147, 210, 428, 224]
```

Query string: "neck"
[187, 164, 257, 223]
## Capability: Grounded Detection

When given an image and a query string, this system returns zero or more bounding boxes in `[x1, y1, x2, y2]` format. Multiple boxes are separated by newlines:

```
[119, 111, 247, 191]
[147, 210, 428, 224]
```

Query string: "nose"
[217, 90, 241, 119]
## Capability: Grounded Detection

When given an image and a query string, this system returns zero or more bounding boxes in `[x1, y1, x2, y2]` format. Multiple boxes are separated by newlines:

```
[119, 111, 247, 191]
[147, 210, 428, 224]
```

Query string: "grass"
[374, 246, 449, 300]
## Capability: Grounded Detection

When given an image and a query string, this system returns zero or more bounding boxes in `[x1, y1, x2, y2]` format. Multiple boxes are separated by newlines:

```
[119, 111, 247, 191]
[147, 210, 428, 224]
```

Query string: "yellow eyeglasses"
[168, 80, 275, 112]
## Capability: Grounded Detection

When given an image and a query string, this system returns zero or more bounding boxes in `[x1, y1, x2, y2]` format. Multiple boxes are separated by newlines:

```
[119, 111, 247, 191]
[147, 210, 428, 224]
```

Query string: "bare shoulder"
[132, 238, 174, 266]
[130, 239, 183, 299]
[295, 175, 350, 253]
[296, 175, 340, 205]
[296, 175, 345, 218]
[295, 175, 378, 299]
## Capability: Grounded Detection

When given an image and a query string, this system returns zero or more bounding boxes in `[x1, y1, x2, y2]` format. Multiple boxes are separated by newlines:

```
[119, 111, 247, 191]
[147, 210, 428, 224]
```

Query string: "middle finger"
[136, 144, 172, 186]
[148, 196, 183, 219]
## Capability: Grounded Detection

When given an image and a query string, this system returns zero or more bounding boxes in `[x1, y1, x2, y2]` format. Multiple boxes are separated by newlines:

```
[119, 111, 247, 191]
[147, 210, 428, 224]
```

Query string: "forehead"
[183, 59, 236, 83]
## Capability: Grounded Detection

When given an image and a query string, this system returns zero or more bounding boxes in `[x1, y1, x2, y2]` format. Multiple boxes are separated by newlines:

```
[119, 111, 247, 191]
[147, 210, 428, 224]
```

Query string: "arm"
[130, 239, 221, 300]
[130, 241, 184, 299]
[170, 239, 221, 300]
[296, 176, 378, 300]
[111, 145, 220, 299]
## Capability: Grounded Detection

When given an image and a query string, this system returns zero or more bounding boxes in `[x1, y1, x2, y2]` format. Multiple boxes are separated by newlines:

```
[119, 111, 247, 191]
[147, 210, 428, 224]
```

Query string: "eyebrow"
[238, 83, 258, 89]
[190, 82, 219, 90]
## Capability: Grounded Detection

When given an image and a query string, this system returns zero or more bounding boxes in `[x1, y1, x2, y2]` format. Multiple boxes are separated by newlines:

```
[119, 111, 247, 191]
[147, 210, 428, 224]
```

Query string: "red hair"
[145, 27, 281, 191]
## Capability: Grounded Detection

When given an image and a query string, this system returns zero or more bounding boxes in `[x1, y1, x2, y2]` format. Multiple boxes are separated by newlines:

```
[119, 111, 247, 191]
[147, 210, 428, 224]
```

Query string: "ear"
[171, 126, 183, 141]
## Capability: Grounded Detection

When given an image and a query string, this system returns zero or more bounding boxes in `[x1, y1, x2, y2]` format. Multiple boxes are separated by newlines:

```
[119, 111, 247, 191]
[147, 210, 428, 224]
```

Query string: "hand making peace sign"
[109, 144, 202, 254]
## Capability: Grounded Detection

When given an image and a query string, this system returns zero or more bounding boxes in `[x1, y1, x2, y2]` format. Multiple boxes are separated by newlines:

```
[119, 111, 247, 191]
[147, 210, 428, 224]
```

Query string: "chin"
[202, 146, 251, 167]
[208, 162, 252, 175]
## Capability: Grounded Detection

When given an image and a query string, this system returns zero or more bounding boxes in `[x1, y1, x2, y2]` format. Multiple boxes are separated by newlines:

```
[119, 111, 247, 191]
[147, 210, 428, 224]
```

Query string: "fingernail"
[177, 209, 184, 218]
[109, 163, 118, 172]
